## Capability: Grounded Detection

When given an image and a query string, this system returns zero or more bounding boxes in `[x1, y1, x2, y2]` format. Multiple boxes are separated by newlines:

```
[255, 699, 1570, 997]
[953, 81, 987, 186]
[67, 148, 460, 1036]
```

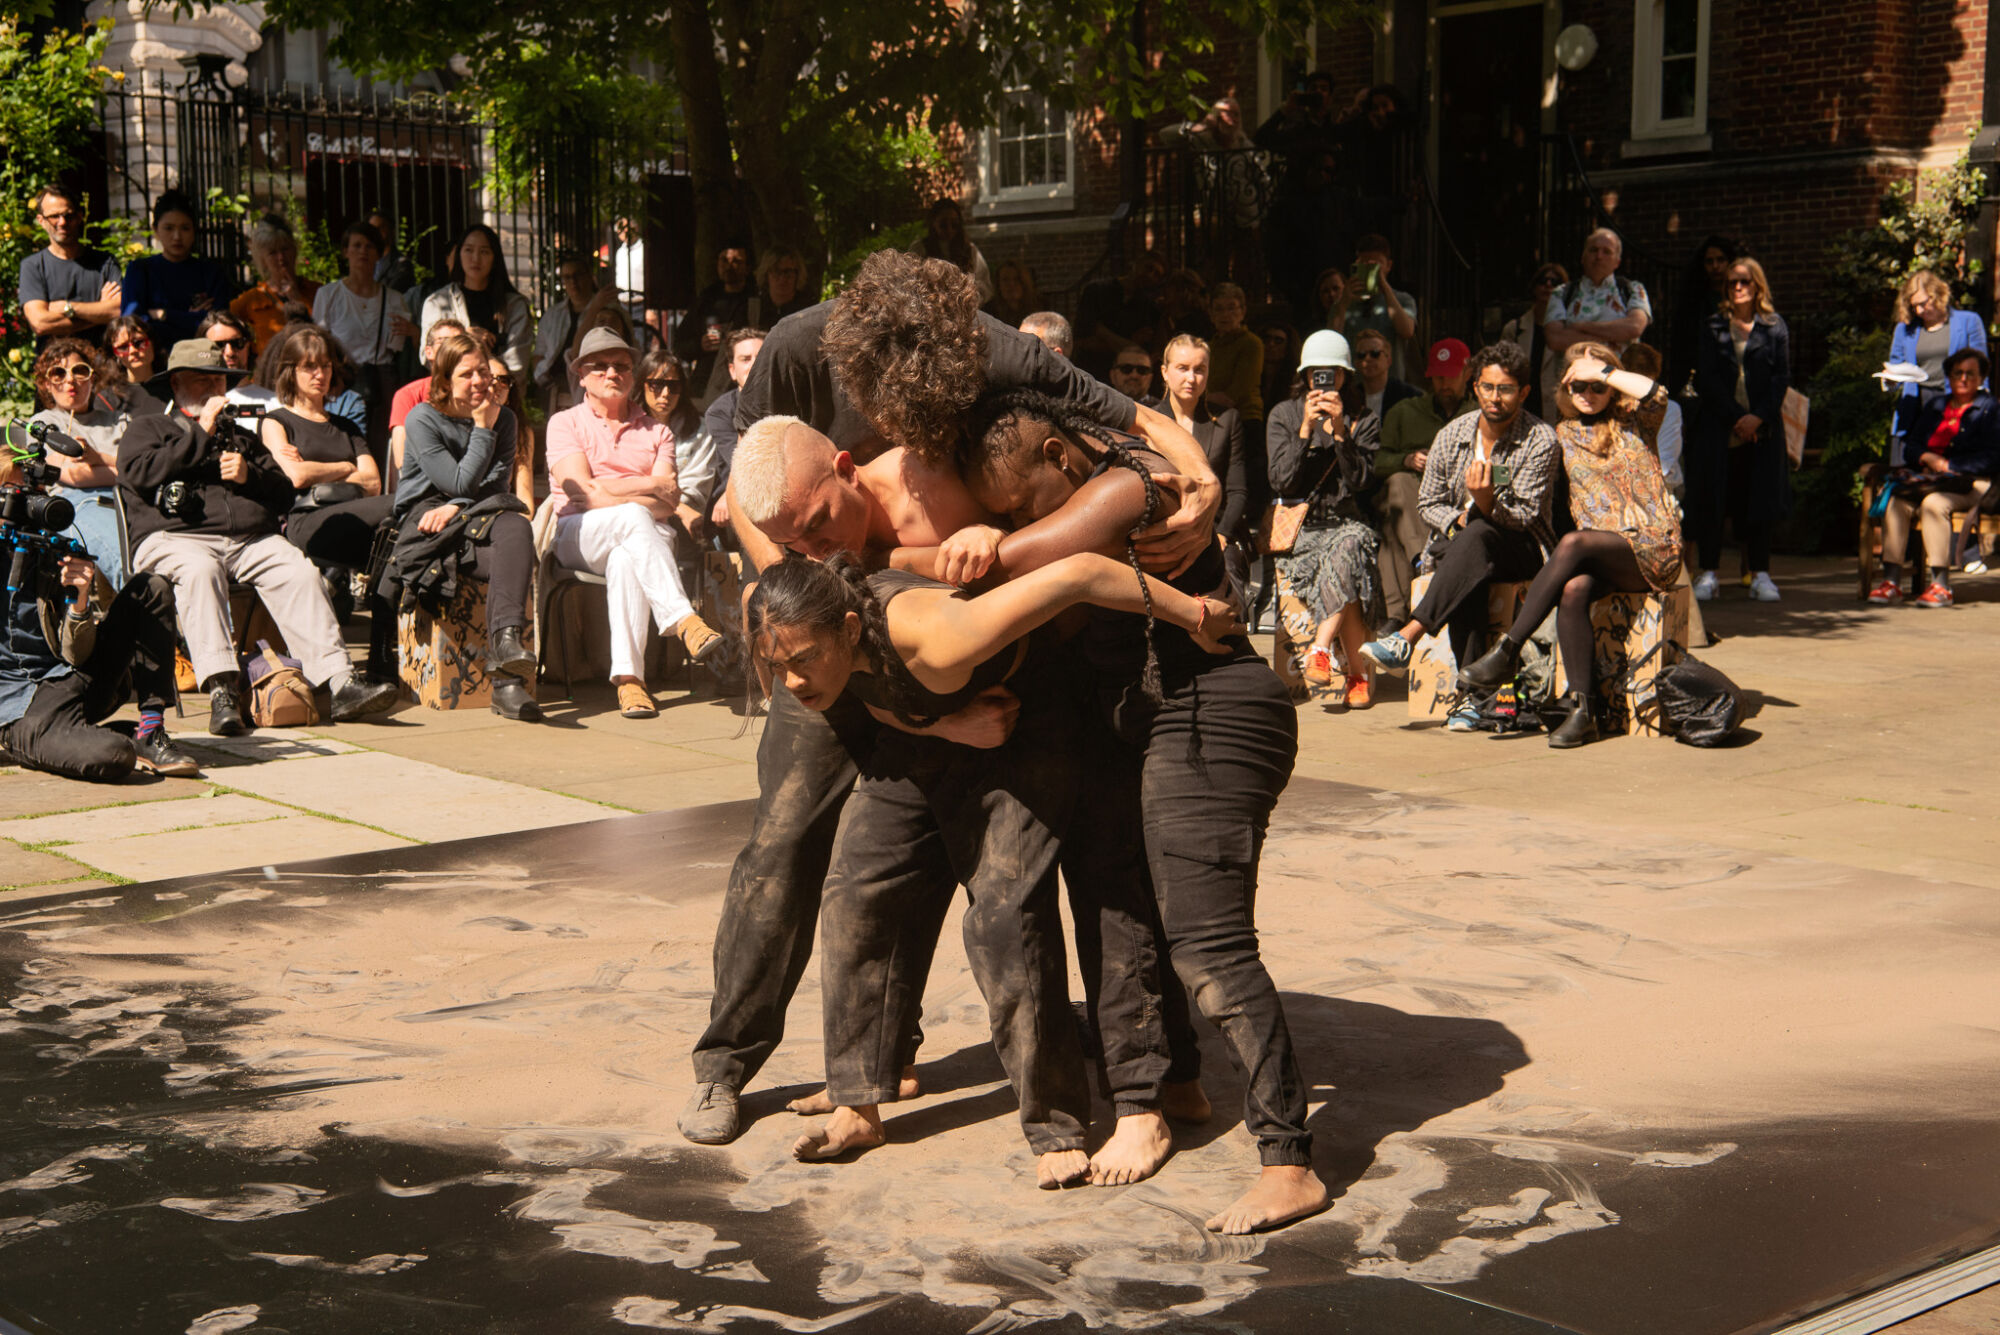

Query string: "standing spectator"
[1105, 344, 1156, 402]
[1689, 257, 1790, 603]
[909, 199, 993, 304]
[698, 328, 765, 529]
[1019, 312, 1073, 358]
[676, 243, 757, 399]
[231, 216, 319, 355]
[1500, 262, 1568, 419]
[534, 252, 598, 417]
[1871, 348, 2000, 607]
[1159, 334, 1250, 597]
[1887, 269, 1988, 465]
[757, 247, 813, 324]
[313, 220, 417, 466]
[1159, 97, 1268, 284]
[419, 224, 534, 380]
[392, 333, 539, 721]
[119, 339, 397, 733]
[1257, 318, 1302, 421]
[1376, 338, 1475, 626]
[1342, 234, 1418, 381]
[1255, 73, 1342, 317]
[1075, 249, 1168, 378]
[1545, 228, 1652, 387]
[1350, 327, 1418, 423]
[546, 328, 724, 717]
[122, 190, 234, 348]
[1153, 267, 1216, 352]
[27, 339, 127, 587]
[1267, 330, 1382, 706]
[1359, 342, 1559, 713]
[1205, 282, 1264, 424]
[366, 209, 416, 292]
[1339, 84, 1413, 239]
[1669, 235, 1737, 400]
[100, 316, 165, 417]
[1621, 344, 1684, 493]
[611, 216, 648, 336]
[983, 259, 1041, 329]
[18, 184, 123, 349]
[1310, 267, 1350, 332]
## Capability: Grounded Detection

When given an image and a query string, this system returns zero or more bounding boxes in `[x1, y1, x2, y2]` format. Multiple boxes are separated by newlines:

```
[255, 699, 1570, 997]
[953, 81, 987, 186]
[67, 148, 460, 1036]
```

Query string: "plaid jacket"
[1416, 409, 1561, 549]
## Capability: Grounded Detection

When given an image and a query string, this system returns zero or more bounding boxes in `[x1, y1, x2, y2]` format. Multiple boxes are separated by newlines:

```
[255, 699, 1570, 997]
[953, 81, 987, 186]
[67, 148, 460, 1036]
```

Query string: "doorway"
[1432, 2, 1547, 317]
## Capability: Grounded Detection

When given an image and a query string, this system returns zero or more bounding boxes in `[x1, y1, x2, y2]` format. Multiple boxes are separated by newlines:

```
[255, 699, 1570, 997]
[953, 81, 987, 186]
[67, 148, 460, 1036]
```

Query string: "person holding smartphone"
[1342, 234, 1418, 381]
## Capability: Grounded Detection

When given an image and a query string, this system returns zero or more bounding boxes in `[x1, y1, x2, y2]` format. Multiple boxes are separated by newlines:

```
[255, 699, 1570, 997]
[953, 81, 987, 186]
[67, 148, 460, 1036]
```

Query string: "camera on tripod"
[0, 421, 91, 603]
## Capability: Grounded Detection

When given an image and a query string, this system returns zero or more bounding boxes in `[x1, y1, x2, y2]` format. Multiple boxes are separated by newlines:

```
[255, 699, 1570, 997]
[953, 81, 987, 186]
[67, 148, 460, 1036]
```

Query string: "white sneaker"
[1748, 572, 1781, 602]
[1692, 570, 1719, 601]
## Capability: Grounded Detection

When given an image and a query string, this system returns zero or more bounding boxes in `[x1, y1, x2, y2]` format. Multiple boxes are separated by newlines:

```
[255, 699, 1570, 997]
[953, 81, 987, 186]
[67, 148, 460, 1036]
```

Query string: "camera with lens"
[0, 421, 90, 601]
[151, 401, 267, 521]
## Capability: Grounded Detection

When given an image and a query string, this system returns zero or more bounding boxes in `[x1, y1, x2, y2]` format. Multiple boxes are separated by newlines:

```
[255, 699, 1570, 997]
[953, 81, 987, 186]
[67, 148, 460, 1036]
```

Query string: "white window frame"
[1630, 0, 1710, 140]
[975, 87, 1076, 215]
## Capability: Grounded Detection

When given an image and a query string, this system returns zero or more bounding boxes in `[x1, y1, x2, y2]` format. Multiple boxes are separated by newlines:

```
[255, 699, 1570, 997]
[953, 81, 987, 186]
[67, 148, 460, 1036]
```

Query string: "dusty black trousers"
[1412, 513, 1546, 665]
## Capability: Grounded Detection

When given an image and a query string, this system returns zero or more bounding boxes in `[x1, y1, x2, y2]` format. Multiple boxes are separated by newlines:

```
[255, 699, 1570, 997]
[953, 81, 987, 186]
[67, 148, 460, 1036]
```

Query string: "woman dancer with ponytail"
[757, 550, 1238, 1189]
[947, 388, 1329, 1234]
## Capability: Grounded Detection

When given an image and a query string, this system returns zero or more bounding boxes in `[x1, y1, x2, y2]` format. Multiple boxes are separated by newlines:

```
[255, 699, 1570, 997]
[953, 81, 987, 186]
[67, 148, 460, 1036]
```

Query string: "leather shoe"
[207, 682, 248, 737]
[678, 1081, 741, 1144]
[1548, 692, 1599, 749]
[134, 729, 201, 777]
[330, 676, 399, 721]
[491, 673, 542, 721]
[1459, 634, 1520, 692]
[485, 625, 537, 678]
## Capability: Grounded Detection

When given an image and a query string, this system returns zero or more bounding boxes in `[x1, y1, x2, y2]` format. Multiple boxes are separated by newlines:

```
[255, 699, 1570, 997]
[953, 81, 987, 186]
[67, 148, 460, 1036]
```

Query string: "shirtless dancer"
[680, 250, 1220, 1147]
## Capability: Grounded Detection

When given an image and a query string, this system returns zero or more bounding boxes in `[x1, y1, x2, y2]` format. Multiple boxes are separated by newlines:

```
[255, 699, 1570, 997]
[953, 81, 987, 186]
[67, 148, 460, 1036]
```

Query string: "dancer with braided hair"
[751, 553, 1239, 1184]
[949, 389, 1330, 1234]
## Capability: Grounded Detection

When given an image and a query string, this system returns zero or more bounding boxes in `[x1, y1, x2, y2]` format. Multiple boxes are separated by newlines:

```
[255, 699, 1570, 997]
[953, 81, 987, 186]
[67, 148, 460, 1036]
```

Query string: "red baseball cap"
[1428, 338, 1470, 377]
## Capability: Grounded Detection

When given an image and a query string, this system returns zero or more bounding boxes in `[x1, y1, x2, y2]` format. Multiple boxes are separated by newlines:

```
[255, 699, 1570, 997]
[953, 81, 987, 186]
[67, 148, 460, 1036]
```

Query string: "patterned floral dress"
[1556, 386, 1684, 591]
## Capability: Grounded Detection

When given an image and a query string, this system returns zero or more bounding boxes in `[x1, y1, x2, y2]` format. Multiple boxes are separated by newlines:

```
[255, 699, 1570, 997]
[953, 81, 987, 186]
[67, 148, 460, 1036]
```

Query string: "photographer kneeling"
[117, 340, 397, 735]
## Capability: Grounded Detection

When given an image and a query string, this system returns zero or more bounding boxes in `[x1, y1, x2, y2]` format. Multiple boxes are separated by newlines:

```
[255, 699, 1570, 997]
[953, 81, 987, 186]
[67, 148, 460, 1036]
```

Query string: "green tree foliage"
[0, 17, 116, 414]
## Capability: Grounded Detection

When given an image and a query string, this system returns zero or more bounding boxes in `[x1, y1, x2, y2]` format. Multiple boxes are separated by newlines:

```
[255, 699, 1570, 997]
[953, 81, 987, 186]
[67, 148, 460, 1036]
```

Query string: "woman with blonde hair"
[1689, 256, 1791, 602]
[1887, 267, 1987, 464]
[1459, 341, 1678, 748]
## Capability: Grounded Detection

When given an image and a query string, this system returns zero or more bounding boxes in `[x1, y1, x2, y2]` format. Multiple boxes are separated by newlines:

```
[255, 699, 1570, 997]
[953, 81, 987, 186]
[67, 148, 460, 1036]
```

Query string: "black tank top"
[843, 569, 1026, 719]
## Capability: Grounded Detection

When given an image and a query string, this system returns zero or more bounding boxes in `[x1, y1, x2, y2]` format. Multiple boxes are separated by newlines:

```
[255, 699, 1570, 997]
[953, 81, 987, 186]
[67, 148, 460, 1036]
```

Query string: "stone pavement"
[0, 552, 1994, 1331]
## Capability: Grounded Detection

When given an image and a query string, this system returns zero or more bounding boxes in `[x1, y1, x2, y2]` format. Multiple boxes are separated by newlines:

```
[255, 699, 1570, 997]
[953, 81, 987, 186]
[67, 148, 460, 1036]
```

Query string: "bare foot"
[791, 1105, 885, 1162]
[787, 1065, 920, 1115]
[1087, 1111, 1173, 1186]
[1206, 1165, 1331, 1234]
[1161, 1079, 1213, 1124]
[1037, 1148, 1089, 1190]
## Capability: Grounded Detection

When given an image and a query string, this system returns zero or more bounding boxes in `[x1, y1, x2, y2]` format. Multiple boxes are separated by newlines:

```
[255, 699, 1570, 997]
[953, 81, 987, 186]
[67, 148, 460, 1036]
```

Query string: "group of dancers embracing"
[674, 248, 1329, 1235]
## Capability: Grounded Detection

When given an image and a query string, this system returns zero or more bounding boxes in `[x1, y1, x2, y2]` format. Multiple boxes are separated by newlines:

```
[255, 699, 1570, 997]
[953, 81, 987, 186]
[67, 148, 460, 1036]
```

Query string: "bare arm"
[1130, 403, 1220, 571]
[260, 417, 362, 488]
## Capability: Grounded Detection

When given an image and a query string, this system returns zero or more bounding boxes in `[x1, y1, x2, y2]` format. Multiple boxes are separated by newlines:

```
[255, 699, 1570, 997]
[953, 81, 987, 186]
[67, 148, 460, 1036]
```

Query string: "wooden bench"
[1856, 472, 1999, 599]
[1551, 584, 1691, 737]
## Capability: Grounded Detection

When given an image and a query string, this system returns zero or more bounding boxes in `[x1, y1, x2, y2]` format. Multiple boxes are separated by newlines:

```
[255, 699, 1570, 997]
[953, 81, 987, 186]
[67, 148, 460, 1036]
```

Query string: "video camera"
[154, 400, 266, 522]
[0, 421, 91, 606]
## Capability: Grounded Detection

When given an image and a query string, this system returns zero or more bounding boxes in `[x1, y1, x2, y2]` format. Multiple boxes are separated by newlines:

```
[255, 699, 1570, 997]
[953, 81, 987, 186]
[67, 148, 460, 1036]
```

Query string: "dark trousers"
[1686, 430, 1782, 573]
[1412, 513, 1546, 665]
[289, 494, 396, 670]
[0, 574, 178, 783]
[467, 511, 534, 633]
[820, 671, 1090, 1153]
[692, 682, 873, 1089]
[1133, 653, 1311, 1167]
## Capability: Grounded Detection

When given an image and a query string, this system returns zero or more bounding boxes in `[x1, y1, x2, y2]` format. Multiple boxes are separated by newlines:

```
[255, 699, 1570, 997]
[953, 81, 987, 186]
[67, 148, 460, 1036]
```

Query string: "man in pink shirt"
[546, 327, 724, 716]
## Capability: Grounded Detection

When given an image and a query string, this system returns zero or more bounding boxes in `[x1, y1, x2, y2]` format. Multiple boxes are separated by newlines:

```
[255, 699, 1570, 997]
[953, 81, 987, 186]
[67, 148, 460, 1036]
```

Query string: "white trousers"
[133, 530, 350, 687]
[554, 503, 696, 682]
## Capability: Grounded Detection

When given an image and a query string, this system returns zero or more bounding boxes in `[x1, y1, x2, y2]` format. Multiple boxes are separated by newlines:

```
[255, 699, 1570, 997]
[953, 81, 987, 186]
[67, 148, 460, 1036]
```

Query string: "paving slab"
[1, 792, 288, 847]
[75, 812, 415, 882]
[176, 728, 364, 768]
[0, 841, 103, 891]
[205, 748, 619, 842]
[0, 767, 202, 819]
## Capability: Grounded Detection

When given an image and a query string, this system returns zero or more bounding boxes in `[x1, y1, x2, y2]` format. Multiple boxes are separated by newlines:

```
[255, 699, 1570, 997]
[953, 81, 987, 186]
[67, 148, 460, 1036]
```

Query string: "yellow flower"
[111, 70, 125, 83]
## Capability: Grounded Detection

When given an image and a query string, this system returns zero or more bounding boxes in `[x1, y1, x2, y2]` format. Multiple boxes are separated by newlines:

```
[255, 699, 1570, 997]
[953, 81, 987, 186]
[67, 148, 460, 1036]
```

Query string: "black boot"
[485, 625, 537, 679]
[490, 673, 542, 721]
[330, 674, 400, 721]
[1459, 634, 1521, 691]
[204, 674, 249, 737]
[1548, 691, 1599, 749]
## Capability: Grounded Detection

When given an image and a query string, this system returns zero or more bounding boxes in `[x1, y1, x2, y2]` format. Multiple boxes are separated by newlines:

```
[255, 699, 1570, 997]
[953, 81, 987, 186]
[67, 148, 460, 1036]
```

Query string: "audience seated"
[1870, 347, 2000, 608]
[1019, 311, 1074, 358]
[1158, 333, 1250, 601]
[1075, 249, 1168, 378]
[231, 216, 319, 356]
[1374, 338, 1473, 627]
[27, 338, 131, 588]
[1204, 283, 1264, 426]
[696, 329, 765, 531]
[1349, 326, 1418, 424]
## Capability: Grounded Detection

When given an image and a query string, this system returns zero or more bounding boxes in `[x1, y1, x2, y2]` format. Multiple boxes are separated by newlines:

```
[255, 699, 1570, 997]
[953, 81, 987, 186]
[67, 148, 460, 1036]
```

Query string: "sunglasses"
[1357, 349, 1388, 360]
[1567, 379, 1610, 395]
[1535, 274, 1561, 287]
[111, 337, 151, 354]
[46, 364, 95, 382]
[491, 375, 515, 389]
[645, 378, 684, 391]
[209, 336, 250, 351]
[1728, 277, 1757, 288]
[1114, 363, 1151, 374]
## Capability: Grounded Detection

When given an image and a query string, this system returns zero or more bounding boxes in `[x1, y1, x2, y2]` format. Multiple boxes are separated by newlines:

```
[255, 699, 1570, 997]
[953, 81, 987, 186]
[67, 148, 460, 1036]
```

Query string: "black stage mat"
[0, 779, 1994, 1334]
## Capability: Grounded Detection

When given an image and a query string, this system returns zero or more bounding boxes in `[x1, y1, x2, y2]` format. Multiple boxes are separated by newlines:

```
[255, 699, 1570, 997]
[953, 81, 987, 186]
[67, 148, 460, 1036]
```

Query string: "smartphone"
[1308, 367, 1341, 392]
[1358, 262, 1380, 297]
[1491, 462, 1513, 490]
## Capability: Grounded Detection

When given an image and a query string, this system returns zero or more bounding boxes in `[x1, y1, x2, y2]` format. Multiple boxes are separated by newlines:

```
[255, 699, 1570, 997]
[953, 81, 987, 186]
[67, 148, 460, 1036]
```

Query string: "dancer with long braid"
[947, 389, 1330, 1234]
[750, 550, 1240, 1186]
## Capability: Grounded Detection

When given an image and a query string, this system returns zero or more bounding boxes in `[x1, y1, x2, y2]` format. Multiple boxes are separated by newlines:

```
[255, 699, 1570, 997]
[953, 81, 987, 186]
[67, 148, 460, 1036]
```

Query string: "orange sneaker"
[1865, 579, 1901, 606]
[1345, 675, 1373, 710]
[1302, 645, 1337, 687]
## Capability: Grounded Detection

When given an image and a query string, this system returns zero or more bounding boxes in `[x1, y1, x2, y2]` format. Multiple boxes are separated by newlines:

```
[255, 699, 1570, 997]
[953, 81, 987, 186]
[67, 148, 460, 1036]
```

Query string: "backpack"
[245, 639, 320, 728]
[1652, 655, 1743, 747]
